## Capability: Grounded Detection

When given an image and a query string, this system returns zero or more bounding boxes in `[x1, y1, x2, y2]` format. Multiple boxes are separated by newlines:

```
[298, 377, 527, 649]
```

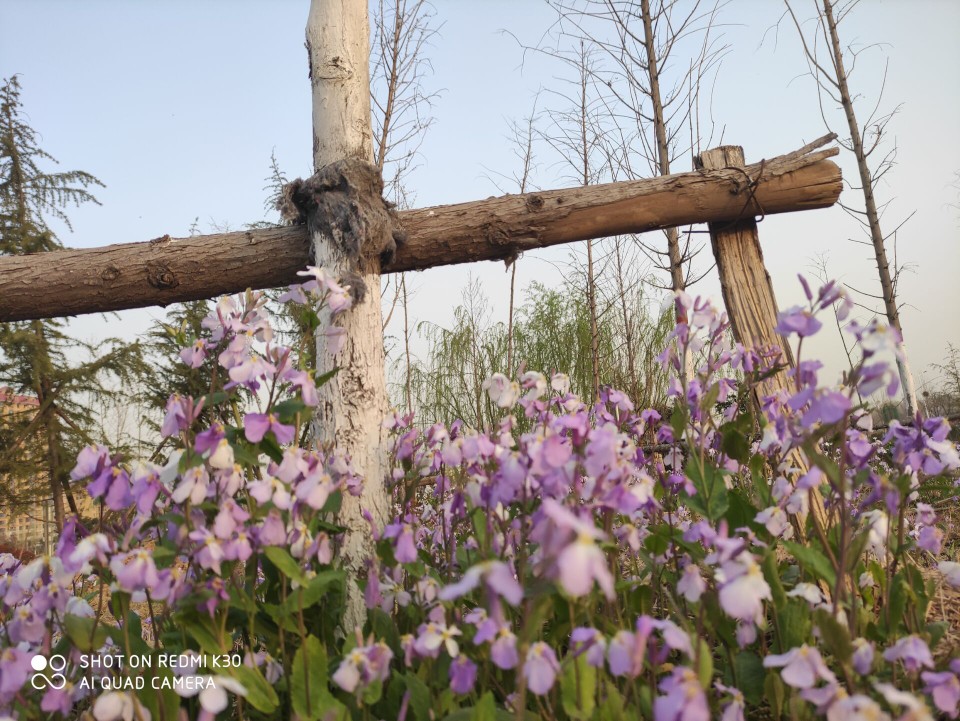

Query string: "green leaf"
[735, 652, 766, 705]
[560, 654, 597, 720]
[231, 664, 279, 714]
[696, 639, 714, 689]
[598, 684, 628, 721]
[264, 546, 307, 584]
[291, 635, 343, 720]
[283, 570, 344, 613]
[403, 672, 432, 721]
[780, 599, 811, 651]
[259, 433, 285, 463]
[782, 540, 837, 587]
[762, 551, 787, 608]
[178, 616, 226, 654]
[813, 609, 853, 665]
[764, 671, 785, 720]
[273, 397, 307, 423]
[685, 460, 729, 521]
[62, 615, 109, 653]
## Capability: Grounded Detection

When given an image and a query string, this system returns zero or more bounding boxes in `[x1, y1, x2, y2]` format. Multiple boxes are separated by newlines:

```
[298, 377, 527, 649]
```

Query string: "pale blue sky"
[1, 0, 958, 398]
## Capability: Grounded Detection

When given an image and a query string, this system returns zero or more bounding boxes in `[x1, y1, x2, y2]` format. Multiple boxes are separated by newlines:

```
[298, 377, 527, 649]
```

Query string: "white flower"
[787, 583, 825, 607]
[938, 561, 960, 588]
[92, 692, 151, 721]
[482, 373, 520, 408]
[550, 373, 570, 395]
[755, 506, 793, 539]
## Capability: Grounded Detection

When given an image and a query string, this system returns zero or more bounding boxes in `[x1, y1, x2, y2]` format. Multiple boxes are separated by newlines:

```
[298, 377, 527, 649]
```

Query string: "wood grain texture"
[0, 141, 841, 322]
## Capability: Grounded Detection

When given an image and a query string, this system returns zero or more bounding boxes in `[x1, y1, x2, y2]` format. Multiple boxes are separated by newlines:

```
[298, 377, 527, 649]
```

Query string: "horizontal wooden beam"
[0, 139, 841, 322]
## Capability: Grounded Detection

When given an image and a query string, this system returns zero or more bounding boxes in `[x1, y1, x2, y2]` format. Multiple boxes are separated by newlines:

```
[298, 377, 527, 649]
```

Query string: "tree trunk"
[306, 0, 389, 634]
[821, 0, 918, 416]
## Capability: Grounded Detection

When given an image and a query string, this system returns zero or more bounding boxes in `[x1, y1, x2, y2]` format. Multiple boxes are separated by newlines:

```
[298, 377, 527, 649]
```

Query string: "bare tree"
[546, 0, 727, 318]
[781, 0, 920, 416]
[370, 0, 440, 412]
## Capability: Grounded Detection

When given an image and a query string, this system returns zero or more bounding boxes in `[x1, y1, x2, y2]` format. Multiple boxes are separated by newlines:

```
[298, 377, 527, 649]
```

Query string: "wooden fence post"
[695, 145, 830, 538]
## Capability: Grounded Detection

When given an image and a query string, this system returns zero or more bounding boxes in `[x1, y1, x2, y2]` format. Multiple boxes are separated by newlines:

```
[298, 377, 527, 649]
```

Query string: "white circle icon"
[30, 655, 47, 672]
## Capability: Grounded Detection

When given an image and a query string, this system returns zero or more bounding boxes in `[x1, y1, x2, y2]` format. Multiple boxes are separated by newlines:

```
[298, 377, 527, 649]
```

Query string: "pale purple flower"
[763, 645, 836, 689]
[677, 564, 706, 602]
[653, 667, 709, 721]
[922, 670, 960, 717]
[716, 556, 771, 622]
[523, 642, 559, 695]
[917, 525, 943, 554]
[172, 465, 210, 505]
[244, 413, 295, 445]
[570, 627, 607, 668]
[416, 622, 462, 658]
[490, 627, 519, 669]
[180, 339, 207, 368]
[449, 655, 477, 695]
[383, 521, 418, 563]
[284, 369, 319, 406]
[851, 638, 874, 675]
[607, 630, 637, 677]
[332, 642, 393, 695]
[438, 561, 523, 606]
[883, 635, 934, 672]
[110, 549, 161, 593]
[556, 533, 615, 600]
[776, 306, 822, 338]
[786, 583, 826, 608]
[825, 695, 888, 721]
[755, 506, 793, 539]
[802, 390, 851, 426]
[0, 647, 31, 700]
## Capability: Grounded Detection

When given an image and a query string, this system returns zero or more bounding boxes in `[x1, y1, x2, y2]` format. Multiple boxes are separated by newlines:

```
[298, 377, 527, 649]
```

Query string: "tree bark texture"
[0, 139, 841, 323]
[696, 143, 829, 542]
[821, 0, 918, 416]
[306, 0, 389, 634]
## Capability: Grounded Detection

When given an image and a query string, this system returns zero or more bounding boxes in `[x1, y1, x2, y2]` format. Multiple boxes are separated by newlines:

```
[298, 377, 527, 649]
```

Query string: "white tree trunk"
[307, 0, 390, 634]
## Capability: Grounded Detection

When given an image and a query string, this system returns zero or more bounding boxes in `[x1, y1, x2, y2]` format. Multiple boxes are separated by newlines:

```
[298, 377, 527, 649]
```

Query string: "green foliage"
[398, 273, 673, 429]
[0, 75, 144, 535]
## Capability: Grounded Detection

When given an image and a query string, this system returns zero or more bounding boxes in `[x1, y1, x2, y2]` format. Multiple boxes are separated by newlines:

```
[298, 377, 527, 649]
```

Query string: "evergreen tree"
[0, 75, 143, 530]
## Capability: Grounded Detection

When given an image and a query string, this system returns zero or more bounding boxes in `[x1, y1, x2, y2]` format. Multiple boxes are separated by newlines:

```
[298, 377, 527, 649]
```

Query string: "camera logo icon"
[30, 654, 67, 690]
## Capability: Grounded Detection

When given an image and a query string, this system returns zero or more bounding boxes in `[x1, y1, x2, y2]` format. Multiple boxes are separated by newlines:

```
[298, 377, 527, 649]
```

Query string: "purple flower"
[851, 638, 874, 676]
[824, 695, 885, 721]
[490, 627, 519, 670]
[607, 630, 637, 677]
[523, 642, 559, 695]
[883, 635, 934, 672]
[763, 645, 836, 689]
[776, 306, 822, 338]
[570, 627, 607, 668]
[716, 556, 771, 622]
[449, 655, 477, 695]
[653, 667, 709, 721]
[917, 525, 943, 554]
[677, 563, 706, 602]
[180, 339, 207, 368]
[438, 561, 523, 606]
[109, 549, 162, 593]
[802, 390, 851, 426]
[332, 642, 393, 695]
[244, 413, 295, 445]
[383, 521, 418, 563]
[922, 670, 960, 717]
[0, 646, 31, 700]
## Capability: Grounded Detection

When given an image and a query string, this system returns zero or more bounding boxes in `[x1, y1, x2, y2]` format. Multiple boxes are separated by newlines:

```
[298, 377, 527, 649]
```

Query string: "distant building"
[0, 386, 55, 556]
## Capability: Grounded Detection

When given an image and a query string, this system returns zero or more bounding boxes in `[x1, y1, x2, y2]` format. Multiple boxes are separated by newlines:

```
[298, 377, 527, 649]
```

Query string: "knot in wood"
[147, 262, 179, 290]
[525, 194, 544, 211]
[482, 221, 511, 246]
[100, 264, 121, 282]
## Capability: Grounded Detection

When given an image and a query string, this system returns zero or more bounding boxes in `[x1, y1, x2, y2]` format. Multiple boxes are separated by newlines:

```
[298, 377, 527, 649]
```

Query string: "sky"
[1, 0, 958, 402]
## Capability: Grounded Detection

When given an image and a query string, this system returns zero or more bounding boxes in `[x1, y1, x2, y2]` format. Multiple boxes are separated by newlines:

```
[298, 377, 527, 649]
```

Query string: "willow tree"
[0, 76, 143, 529]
